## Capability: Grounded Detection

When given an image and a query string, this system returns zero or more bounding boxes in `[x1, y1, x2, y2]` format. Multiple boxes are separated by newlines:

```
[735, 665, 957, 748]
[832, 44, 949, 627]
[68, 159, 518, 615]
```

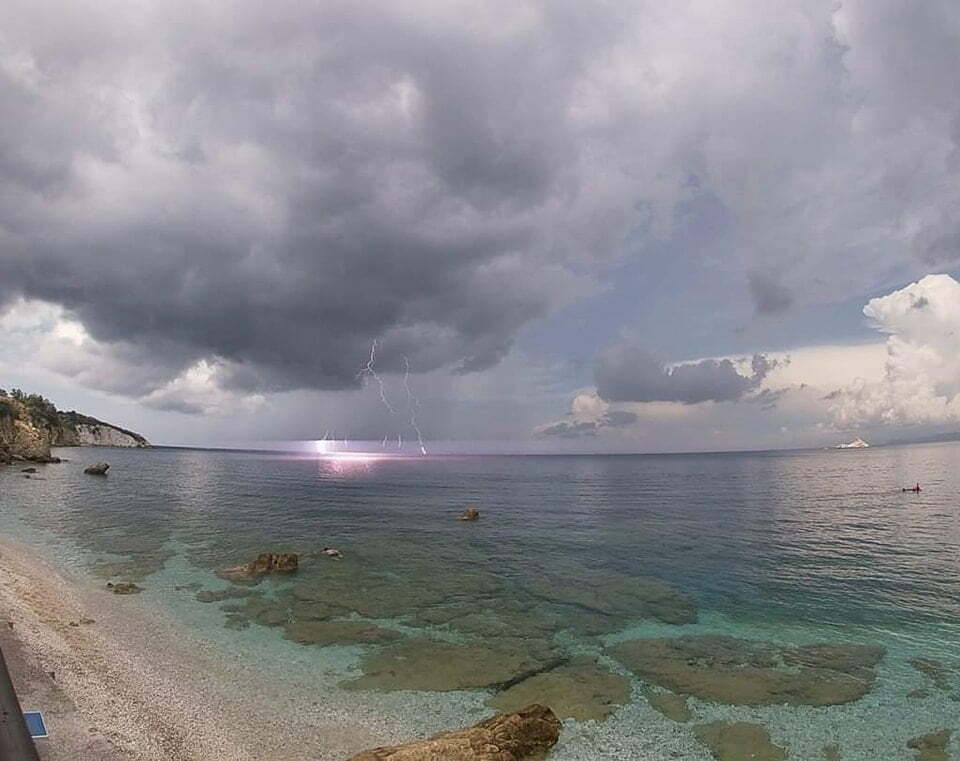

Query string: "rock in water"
[694, 721, 787, 761]
[346, 704, 561, 761]
[106, 582, 142, 595]
[84, 462, 110, 475]
[458, 508, 480, 521]
[217, 552, 299, 582]
[907, 730, 952, 761]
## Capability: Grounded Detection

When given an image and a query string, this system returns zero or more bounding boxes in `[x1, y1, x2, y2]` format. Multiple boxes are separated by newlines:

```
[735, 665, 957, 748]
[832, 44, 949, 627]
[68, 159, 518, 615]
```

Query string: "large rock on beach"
[346, 704, 561, 761]
[611, 634, 884, 706]
[217, 552, 298, 583]
[487, 657, 631, 721]
[694, 721, 787, 761]
[83, 462, 110, 475]
[342, 638, 559, 692]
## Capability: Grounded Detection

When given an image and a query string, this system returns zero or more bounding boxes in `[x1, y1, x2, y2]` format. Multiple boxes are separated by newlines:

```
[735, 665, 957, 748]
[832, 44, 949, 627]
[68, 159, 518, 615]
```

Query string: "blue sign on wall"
[23, 711, 47, 739]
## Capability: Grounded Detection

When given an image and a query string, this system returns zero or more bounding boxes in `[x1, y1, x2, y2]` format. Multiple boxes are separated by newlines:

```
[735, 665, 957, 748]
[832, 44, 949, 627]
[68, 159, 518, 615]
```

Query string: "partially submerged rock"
[458, 508, 480, 521]
[346, 704, 561, 761]
[20, 467, 37, 473]
[907, 730, 952, 761]
[645, 690, 692, 722]
[217, 552, 298, 583]
[283, 620, 401, 646]
[106, 582, 142, 595]
[487, 657, 631, 722]
[84, 462, 110, 475]
[611, 635, 884, 706]
[342, 638, 557, 692]
[694, 721, 787, 761]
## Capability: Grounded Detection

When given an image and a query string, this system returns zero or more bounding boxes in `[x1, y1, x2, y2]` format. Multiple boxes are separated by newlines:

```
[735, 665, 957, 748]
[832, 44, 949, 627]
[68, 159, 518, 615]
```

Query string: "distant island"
[0, 388, 149, 463]
[835, 438, 870, 449]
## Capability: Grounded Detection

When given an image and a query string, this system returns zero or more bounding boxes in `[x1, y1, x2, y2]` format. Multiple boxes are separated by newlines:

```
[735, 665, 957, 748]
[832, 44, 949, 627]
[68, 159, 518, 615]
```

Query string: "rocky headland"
[0, 388, 149, 463]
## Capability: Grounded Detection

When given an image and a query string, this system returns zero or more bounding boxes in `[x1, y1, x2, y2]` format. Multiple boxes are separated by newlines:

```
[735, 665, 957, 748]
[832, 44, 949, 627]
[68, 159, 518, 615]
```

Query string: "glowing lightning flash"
[352, 340, 429, 456]
[357, 340, 396, 414]
[402, 356, 428, 455]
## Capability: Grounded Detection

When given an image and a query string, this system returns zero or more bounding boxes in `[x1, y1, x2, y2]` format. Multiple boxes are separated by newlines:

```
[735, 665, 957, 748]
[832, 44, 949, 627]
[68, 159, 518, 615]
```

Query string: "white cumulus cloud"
[828, 274, 960, 426]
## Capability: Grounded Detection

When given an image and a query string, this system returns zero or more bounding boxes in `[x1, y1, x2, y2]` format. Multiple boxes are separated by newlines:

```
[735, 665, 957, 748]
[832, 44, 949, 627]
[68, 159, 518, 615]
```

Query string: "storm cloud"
[2, 0, 960, 422]
[595, 346, 775, 404]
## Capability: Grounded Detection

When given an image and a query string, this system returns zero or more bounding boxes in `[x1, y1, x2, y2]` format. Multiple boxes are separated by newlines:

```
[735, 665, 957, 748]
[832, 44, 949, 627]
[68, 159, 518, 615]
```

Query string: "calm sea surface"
[2, 443, 959, 758]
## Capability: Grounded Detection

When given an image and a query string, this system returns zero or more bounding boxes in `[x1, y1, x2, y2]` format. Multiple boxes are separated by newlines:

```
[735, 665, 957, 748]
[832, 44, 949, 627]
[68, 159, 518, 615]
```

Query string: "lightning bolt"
[402, 355, 428, 455]
[357, 340, 396, 414]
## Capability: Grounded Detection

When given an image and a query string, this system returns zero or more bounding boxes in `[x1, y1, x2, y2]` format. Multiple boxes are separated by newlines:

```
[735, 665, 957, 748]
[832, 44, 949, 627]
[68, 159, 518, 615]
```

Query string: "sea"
[2, 442, 959, 759]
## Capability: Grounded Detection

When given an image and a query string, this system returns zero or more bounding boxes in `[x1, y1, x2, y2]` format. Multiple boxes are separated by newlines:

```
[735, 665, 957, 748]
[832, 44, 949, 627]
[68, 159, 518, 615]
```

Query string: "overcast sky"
[2, 0, 960, 453]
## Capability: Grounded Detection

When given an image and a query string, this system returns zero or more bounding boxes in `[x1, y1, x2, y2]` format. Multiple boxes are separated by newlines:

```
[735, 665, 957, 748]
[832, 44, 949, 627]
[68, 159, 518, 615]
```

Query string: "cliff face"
[0, 391, 150, 463]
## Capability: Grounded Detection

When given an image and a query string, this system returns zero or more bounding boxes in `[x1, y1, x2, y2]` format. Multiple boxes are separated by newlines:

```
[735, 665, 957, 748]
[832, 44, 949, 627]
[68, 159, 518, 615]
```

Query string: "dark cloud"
[601, 410, 638, 427]
[748, 271, 794, 315]
[595, 345, 775, 404]
[536, 420, 598, 438]
[2, 0, 960, 420]
[0, 1, 615, 400]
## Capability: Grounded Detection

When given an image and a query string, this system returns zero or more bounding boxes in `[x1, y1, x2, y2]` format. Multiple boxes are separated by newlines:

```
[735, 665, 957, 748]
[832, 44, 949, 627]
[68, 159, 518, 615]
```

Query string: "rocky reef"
[610, 635, 884, 707]
[345, 704, 561, 761]
[0, 389, 149, 463]
[694, 721, 787, 761]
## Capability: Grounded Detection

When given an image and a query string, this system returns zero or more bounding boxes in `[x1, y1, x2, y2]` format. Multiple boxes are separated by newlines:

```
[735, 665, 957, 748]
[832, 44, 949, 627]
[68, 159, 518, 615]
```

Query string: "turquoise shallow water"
[2, 443, 959, 758]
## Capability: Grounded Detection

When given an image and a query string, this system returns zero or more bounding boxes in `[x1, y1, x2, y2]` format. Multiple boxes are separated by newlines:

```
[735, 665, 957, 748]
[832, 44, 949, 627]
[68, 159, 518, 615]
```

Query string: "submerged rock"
[645, 690, 692, 722]
[106, 582, 142, 595]
[283, 620, 401, 646]
[458, 508, 480, 521]
[907, 730, 952, 761]
[20, 467, 37, 473]
[694, 721, 787, 761]
[487, 657, 631, 722]
[84, 462, 110, 475]
[524, 568, 696, 626]
[823, 744, 841, 761]
[909, 658, 955, 691]
[195, 587, 259, 603]
[346, 704, 561, 761]
[342, 638, 557, 692]
[611, 634, 884, 707]
[217, 552, 299, 583]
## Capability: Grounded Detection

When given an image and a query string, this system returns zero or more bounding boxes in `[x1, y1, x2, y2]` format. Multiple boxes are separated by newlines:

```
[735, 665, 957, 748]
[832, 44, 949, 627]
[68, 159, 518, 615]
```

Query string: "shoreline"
[0, 536, 388, 761]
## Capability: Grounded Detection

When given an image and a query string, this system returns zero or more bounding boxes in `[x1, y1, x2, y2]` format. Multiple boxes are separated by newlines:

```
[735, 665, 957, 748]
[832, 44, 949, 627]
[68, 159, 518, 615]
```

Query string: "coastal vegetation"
[0, 388, 149, 463]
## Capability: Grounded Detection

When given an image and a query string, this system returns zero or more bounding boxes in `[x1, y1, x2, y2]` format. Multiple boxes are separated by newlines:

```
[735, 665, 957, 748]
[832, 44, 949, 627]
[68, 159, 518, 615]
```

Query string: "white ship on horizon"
[835, 438, 870, 449]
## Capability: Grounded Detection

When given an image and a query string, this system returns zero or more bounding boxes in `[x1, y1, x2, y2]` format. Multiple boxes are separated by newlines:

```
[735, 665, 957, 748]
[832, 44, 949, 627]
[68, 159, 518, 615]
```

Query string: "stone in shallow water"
[524, 569, 696, 625]
[283, 620, 402, 646]
[345, 703, 561, 761]
[291, 599, 337, 621]
[291, 566, 504, 620]
[909, 658, 955, 691]
[610, 634, 884, 706]
[644, 690, 692, 722]
[342, 638, 557, 692]
[106, 582, 142, 595]
[694, 721, 787, 761]
[823, 743, 841, 761]
[487, 657, 631, 722]
[907, 730, 952, 761]
[195, 587, 258, 603]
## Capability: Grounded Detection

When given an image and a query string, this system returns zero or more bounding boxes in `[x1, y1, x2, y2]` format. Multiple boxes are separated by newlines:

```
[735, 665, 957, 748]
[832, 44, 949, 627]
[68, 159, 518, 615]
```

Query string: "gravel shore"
[0, 538, 381, 761]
